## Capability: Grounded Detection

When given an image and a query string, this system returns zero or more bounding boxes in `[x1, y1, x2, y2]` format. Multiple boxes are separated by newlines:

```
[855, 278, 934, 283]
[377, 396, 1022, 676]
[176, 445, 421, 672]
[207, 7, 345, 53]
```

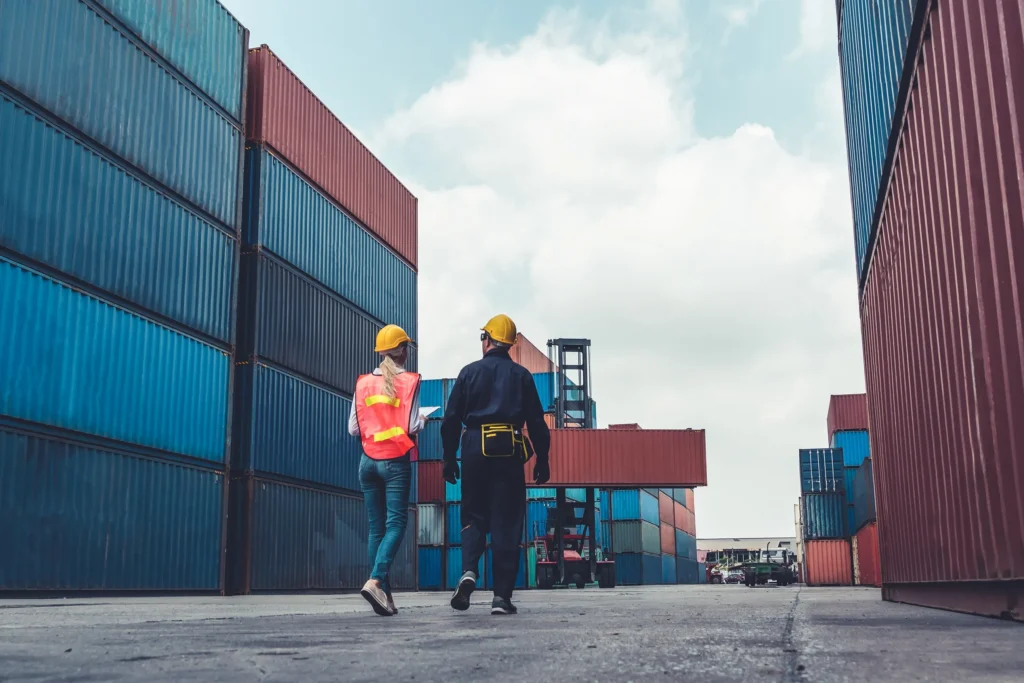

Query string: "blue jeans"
[359, 454, 411, 593]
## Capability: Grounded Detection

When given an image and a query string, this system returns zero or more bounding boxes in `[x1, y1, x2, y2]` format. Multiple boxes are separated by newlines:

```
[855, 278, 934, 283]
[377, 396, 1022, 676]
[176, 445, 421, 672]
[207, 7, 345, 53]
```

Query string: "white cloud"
[791, 0, 837, 57]
[376, 5, 863, 538]
[723, 0, 765, 27]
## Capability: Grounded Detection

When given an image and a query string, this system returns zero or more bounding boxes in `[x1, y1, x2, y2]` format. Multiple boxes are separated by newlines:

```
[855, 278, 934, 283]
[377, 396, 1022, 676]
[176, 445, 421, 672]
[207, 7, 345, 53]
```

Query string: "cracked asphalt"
[1, 586, 1021, 682]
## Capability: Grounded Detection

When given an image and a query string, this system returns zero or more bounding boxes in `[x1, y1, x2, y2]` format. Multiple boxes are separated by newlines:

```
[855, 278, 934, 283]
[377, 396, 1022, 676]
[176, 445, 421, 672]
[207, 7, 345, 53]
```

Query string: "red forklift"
[533, 487, 616, 589]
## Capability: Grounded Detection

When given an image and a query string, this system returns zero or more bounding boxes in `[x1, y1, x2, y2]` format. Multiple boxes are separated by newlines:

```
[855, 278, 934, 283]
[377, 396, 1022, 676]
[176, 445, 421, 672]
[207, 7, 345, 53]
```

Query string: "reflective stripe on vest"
[354, 372, 421, 460]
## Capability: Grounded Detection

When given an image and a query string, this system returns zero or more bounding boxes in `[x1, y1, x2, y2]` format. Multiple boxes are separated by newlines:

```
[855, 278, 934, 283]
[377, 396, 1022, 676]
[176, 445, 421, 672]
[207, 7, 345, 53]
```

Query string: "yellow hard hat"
[481, 314, 517, 346]
[375, 324, 413, 353]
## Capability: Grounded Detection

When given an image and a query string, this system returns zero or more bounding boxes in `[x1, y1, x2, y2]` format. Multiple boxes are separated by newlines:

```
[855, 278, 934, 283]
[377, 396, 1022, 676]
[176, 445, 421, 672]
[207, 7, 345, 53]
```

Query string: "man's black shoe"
[450, 571, 476, 611]
[491, 596, 518, 615]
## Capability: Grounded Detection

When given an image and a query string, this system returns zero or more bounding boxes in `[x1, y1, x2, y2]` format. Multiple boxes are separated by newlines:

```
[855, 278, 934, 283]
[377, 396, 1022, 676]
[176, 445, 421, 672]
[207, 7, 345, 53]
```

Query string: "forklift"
[533, 488, 616, 589]
[740, 542, 797, 587]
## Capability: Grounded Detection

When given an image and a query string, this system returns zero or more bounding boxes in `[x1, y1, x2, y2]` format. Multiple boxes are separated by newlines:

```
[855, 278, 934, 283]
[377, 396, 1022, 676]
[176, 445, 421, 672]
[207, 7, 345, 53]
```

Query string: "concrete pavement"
[0, 586, 1021, 682]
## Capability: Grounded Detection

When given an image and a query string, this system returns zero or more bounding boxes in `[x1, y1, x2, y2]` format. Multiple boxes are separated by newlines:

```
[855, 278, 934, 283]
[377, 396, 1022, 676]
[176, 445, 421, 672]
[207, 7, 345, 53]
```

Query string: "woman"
[348, 324, 423, 616]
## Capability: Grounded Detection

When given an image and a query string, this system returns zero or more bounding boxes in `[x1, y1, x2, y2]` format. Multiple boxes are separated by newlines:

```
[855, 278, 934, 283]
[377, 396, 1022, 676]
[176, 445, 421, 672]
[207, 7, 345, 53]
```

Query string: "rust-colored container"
[855, 522, 881, 588]
[804, 539, 853, 587]
[529, 429, 707, 487]
[608, 423, 641, 430]
[685, 488, 695, 510]
[417, 462, 445, 504]
[246, 46, 417, 268]
[660, 522, 675, 555]
[826, 394, 868, 439]
[658, 491, 673, 524]
[860, 0, 1024, 620]
[509, 333, 554, 374]
[672, 500, 686, 531]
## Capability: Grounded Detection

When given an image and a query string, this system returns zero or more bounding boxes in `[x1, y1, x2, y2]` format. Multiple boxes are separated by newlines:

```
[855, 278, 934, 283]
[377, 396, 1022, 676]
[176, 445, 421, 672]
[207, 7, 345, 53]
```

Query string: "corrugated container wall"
[246, 46, 417, 268]
[418, 547, 443, 590]
[610, 521, 661, 555]
[417, 504, 444, 547]
[661, 554, 676, 585]
[0, 426, 225, 591]
[534, 430, 707, 487]
[838, 0, 918, 281]
[0, 90, 238, 344]
[243, 146, 417, 336]
[92, 0, 248, 121]
[0, 257, 231, 463]
[860, 0, 1024, 619]
[802, 493, 847, 540]
[610, 490, 660, 526]
[855, 522, 882, 588]
[510, 334, 555, 374]
[615, 553, 661, 586]
[0, 0, 244, 230]
[853, 458, 876, 532]
[826, 394, 869, 439]
[804, 539, 853, 587]
[832, 430, 871, 468]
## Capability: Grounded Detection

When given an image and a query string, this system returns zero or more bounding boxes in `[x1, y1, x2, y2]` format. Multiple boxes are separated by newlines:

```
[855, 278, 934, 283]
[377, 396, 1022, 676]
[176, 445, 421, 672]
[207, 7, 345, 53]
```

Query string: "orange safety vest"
[354, 371, 421, 460]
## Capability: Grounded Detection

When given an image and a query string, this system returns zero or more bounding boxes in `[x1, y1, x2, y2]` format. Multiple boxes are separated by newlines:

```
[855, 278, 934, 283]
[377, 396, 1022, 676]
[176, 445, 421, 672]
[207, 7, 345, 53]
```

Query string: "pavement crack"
[780, 587, 806, 683]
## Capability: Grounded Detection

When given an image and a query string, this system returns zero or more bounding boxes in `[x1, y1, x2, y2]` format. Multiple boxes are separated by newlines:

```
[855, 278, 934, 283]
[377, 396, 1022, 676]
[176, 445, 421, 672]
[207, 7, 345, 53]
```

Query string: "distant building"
[698, 537, 797, 565]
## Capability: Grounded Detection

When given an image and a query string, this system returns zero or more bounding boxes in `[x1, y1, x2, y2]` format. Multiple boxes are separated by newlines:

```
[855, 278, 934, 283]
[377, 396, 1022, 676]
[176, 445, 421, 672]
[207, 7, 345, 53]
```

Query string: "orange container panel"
[509, 334, 554, 374]
[658, 491, 673, 524]
[660, 523, 675, 555]
[805, 540, 853, 587]
[855, 522, 882, 588]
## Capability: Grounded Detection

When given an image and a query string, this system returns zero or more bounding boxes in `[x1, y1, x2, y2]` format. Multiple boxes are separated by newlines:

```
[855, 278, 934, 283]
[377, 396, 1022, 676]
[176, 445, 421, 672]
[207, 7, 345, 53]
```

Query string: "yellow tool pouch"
[481, 424, 534, 463]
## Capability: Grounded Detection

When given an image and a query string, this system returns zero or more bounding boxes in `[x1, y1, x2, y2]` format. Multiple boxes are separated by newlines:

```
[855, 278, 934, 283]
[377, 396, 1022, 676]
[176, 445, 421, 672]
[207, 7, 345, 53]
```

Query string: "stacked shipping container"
[839, 0, 1024, 619]
[0, 0, 247, 591]
[226, 46, 417, 594]
[797, 448, 852, 586]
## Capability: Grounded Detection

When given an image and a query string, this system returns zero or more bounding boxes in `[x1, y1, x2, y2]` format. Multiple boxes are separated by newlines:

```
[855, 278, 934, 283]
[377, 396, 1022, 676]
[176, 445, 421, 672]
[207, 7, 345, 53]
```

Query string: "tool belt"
[477, 424, 534, 463]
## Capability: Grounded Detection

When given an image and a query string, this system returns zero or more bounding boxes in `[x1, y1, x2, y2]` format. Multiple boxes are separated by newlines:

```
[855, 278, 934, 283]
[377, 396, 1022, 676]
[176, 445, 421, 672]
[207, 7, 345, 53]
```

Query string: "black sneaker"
[491, 597, 518, 615]
[450, 571, 476, 611]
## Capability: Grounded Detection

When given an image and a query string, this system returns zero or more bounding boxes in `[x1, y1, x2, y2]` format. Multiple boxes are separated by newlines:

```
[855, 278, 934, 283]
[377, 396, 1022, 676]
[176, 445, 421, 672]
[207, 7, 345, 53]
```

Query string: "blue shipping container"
[802, 493, 847, 540]
[839, 0, 918, 282]
[233, 362, 362, 492]
[445, 474, 462, 503]
[610, 489, 660, 526]
[410, 462, 418, 505]
[615, 553, 661, 586]
[482, 549, 527, 591]
[676, 558, 699, 584]
[419, 381, 449, 413]
[244, 147, 417, 336]
[0, 0, 243, 229]
[661, 554, 676, 585]
[446, 546, 463, 590]
[418, 546, 443, 590]
[447, 503, 462, 545]
[417, 420, 442, 461]
[526, 500, 556, 542]
[832, 430, 871, 468]
[0, 256, 230, 462]
[675, 530, 696, 560]
[230, 478, 417, 591]
[93, 0, 247, 121]
[853, 458, 877, 532]
[238, 251, 381, 394]
[528, 488, 557, 500]
[0, 426, 224, 591]
[799, 449, 846, 493]
[697, 562, 707, 584]
[0, 91, 237, 343]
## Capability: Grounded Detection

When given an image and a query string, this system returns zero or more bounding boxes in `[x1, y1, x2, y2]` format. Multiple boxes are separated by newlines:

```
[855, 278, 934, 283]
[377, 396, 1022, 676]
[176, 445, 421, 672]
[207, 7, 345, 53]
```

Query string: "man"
[441, 314, 551, 615]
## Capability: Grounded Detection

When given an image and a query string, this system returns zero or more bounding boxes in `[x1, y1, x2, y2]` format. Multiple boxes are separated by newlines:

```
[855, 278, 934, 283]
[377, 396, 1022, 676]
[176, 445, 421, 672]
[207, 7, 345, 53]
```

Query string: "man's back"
[445, 349, 542, 429]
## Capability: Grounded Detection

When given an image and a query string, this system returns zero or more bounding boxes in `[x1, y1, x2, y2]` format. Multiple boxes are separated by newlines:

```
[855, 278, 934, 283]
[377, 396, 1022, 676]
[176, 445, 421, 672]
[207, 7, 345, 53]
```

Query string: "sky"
[220, 0, 865, 539]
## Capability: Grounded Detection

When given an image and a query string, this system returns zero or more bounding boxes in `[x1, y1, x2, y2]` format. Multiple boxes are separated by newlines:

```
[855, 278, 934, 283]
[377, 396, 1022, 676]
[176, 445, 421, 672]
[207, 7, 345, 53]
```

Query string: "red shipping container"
[246, 46, 418, 268]
[658, 491, 673, 524]
[855, 522, 881, 588]
[672, 500, 686, 531]
[860, 0, 1024, 620]
[826, 394, 868, 439]
[608, 424, 641, 430]
[527, 429, 706, 487]
[804, 540, 853, 587]
[417, 462, 445, 504]
[685, 488, 695, 511]
[660, 522, 675, 555]
[509, 334, 554, 374]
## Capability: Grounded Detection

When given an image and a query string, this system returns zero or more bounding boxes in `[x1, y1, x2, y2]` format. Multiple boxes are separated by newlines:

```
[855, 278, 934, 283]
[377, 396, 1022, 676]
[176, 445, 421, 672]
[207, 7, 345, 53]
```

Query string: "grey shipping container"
[417, 504, 444, 546]
[0, 0, 244, 230]
[0, 89, 238, 344]
[610, 521, 661, 555]
[0, 424, 225, 592]
[237, 249, 383, 395]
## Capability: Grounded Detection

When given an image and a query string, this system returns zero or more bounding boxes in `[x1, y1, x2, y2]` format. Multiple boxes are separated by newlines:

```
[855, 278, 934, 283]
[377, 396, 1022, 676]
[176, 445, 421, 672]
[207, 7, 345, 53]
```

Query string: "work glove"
[533, 459, 550, 485]
[443, 459, 460, 485]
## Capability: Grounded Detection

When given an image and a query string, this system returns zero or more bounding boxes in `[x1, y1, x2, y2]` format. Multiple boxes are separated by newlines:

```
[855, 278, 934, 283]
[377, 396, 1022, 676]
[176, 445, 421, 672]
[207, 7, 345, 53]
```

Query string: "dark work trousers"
[459, 447, 526, 600]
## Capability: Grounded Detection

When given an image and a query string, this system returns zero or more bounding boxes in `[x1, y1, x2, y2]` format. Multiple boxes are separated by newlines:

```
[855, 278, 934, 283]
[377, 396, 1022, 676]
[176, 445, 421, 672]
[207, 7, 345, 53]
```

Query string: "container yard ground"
[1, 587, 1021, 682]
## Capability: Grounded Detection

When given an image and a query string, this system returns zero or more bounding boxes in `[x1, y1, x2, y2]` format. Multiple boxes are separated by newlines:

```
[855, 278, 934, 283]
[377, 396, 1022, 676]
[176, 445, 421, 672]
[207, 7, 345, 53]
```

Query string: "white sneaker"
[361, 580, 392, 616]
[386, 594, 398, 615]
